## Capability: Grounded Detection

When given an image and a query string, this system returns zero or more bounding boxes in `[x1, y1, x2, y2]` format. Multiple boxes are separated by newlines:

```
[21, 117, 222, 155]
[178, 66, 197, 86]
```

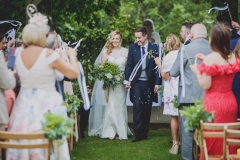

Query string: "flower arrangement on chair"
[42, 112, 74, 155]
[179, 99, 215, 146]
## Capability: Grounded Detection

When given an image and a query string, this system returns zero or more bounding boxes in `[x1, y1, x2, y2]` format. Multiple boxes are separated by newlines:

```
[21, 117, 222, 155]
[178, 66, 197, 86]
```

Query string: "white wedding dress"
[100, 47, 132, 139]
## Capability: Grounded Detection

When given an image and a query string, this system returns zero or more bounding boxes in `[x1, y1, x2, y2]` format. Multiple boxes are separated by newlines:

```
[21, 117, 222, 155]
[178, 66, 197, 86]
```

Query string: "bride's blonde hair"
[105, 30, 123, 55]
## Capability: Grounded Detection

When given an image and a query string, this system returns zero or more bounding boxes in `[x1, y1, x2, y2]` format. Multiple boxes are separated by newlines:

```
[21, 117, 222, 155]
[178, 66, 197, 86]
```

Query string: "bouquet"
[93, 60, 124, 90]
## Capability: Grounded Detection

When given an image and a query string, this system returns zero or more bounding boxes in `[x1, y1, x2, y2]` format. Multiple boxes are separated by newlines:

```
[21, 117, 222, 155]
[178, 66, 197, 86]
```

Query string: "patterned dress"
[198, 58, 240, 158]
[7, 48, 70, 160]
[162, 50, 179, 116]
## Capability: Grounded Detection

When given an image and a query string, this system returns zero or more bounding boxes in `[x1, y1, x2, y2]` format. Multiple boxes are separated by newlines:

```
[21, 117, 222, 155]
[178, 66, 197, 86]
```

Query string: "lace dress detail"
[100, 48, 132, 139]
[197, 58, 240, 158]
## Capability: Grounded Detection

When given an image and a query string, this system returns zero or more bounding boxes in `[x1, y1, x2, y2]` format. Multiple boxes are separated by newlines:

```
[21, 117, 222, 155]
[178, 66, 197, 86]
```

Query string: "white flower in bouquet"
[99, 65, 104, 69]
[106, 73, 113, 79]
[115, 76, 120, 81]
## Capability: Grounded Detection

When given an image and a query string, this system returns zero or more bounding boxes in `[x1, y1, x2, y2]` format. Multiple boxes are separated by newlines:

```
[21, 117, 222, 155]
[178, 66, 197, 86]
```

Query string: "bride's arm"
[101, 52, 106, 63]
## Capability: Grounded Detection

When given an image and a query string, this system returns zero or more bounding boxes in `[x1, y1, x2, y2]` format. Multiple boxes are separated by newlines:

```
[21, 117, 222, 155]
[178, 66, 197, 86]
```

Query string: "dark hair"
[0, 34, 5, 41]
[216, 14, 232, 28]
[182, 22, 194, 31]
[210, 25, 231, 60]
[135, 26, 148, 36]
[50, 26, 55, 32]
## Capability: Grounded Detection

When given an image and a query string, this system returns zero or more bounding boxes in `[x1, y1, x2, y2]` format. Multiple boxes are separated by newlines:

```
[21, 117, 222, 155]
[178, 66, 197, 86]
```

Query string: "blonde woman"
[7, 13, 78, 160]
[89, 31, 132, 140]
[154, 34, 181, 154]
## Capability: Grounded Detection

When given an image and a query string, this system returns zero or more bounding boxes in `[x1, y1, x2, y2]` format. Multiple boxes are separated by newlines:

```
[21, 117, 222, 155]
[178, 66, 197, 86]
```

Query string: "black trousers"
[131, 81, 152, 136]
[79, 106, 90, 137]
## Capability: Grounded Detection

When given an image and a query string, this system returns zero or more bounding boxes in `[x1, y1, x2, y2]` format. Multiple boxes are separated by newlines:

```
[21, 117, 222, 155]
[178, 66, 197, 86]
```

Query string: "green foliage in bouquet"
[158, 85, 164, 96]
[179, 99, 215, 132]
[93, 60, 124, 90]
[63, 92, 82, 116]
[179, 99, 215, 146]
[42, 113, 74, 142]
[171, 95, 179, 109]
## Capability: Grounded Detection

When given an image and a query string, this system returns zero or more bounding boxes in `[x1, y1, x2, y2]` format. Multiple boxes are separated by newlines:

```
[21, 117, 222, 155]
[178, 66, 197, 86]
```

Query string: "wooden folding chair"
[224, 125, 240, 160]
[0, 131, 50, 160]
[200, 121, 240, 160]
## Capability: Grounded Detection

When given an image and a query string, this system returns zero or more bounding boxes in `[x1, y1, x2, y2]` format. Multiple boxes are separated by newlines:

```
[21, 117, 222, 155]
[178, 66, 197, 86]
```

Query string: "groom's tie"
[142, 46, 145, 56]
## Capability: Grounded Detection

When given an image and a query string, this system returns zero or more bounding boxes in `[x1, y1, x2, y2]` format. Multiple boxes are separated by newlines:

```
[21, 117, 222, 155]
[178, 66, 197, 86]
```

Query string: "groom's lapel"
[135, 45, 141, 62]
[146, 41, 152, 67]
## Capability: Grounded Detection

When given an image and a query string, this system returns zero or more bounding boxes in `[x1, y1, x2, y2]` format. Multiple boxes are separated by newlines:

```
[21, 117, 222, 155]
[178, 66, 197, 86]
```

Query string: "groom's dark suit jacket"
[125, 42, 161, 103]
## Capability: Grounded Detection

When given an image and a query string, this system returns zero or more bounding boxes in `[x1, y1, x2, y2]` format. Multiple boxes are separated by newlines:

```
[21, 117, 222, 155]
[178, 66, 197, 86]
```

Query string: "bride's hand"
[195, 53, 205, 61]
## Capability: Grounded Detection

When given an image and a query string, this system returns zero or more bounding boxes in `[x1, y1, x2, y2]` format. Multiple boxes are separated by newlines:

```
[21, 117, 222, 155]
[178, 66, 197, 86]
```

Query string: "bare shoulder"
[203, 53, 219, 65]
[45, 48, 55, 57]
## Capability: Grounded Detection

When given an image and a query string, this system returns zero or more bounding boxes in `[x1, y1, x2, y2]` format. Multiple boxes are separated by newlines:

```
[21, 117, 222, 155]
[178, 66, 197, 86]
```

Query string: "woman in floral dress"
[155, 34, 181, 154]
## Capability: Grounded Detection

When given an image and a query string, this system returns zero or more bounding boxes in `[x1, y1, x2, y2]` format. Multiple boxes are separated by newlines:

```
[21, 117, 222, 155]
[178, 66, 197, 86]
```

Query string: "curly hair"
[164, 34, 182, 52]
[105, 30, 123, 55]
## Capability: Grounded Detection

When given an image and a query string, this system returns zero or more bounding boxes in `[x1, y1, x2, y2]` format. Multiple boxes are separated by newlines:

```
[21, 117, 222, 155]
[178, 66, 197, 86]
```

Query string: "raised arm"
[154, 46, 161, 85]
[190, 54, 212, 90]
[49, 47, 79, 79]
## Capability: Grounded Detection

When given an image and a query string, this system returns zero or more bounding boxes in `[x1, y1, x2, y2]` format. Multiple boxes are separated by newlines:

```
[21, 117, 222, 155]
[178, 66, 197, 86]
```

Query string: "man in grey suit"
[170, 23, 211, 160]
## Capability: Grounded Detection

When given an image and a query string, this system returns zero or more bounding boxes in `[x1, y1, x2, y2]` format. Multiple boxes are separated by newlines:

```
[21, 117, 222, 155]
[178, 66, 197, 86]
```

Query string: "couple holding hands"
[89, 26, 161, 142]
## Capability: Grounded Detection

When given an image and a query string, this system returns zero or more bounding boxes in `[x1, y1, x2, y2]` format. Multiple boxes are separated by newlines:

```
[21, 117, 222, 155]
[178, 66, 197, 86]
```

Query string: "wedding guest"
[0, 34, 16, 131]
[190, 24, 239, 159]
[7, 12, 78, 159]
[46, 33, 66, 99]
[89, 30, 132, 140]
[217, 14, 240, 51]
[143, 19, 161, 44]
[218, 15, 240, 120]
[154, 34, 181, 154]
[170, 23, 211, 160]
[233, 40, 240, 118]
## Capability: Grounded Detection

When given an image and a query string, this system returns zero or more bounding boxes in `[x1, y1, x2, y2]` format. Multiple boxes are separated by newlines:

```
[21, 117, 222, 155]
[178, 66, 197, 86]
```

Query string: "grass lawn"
[71, 129, 182, 160]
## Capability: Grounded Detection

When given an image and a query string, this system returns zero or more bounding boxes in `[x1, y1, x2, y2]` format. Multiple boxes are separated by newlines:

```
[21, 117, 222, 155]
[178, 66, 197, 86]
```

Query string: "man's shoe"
[132, 137, 141, 142]
[142, 134, 150, 140]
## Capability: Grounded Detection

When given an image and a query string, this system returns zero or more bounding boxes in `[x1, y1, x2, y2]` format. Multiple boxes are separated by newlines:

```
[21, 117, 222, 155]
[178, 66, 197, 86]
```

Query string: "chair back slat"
[0, 142, 49, 149]
[0, 131, 50, 160]
[200, 121, 240, 160]
[226, 129, 240, 138]
[202, 132, 224, 138]
[0, 131, 46, 140]
[226, 139, 240, 146]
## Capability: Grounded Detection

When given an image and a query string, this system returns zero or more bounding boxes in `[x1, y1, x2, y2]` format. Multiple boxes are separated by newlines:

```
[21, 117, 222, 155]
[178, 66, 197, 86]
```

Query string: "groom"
[124, 26, 161, 142]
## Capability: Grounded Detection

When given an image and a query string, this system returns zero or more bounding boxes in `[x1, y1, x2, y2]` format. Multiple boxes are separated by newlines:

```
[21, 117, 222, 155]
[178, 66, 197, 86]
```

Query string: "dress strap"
[45, 49, 60, 65]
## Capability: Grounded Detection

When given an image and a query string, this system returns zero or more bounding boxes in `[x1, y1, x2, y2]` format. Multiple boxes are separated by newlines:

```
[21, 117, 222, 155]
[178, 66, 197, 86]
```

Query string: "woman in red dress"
[190, 25, 239, 158]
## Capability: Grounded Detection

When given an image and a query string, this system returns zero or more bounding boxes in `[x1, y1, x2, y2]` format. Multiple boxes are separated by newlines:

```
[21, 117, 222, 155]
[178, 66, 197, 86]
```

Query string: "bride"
[88, 30, 132, 140]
